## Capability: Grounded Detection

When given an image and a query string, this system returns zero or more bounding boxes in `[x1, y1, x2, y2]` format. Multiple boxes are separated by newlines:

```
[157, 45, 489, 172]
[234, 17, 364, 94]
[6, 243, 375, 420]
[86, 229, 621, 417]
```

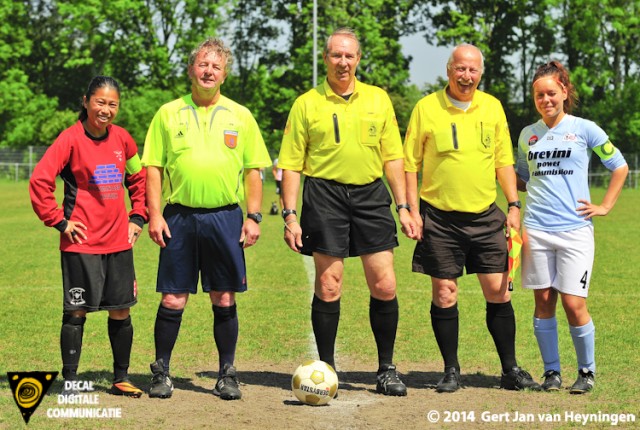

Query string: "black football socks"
[431, 303, 460, 372]
[370, 296, 399, 368]
[311, 295, 340, 370]
[212, 303, 238, 374]
[108, 316, 133, 381]
[486, 301, 518, 372]
[154, 305, 184, 373]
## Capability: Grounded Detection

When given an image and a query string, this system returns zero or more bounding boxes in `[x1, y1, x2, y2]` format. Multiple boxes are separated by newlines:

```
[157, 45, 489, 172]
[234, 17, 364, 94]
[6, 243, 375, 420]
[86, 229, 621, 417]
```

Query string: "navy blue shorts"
[300, 177, 398, 258]
[156, 204, 247, 294]
[412, 201, 508, 278]
[61, 249, 137, 312]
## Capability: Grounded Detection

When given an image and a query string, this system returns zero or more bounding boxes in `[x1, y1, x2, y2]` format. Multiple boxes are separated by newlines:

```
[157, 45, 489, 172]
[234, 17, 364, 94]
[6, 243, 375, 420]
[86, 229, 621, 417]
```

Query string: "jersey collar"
[322, 77, 360, 101]
[441, 85, 480, 111]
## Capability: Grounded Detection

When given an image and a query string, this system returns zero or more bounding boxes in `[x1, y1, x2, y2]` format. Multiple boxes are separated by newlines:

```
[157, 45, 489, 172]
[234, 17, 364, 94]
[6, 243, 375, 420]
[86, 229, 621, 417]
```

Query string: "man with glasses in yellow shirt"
[278, 27, 417, 397]
[404, 43, 540, 393]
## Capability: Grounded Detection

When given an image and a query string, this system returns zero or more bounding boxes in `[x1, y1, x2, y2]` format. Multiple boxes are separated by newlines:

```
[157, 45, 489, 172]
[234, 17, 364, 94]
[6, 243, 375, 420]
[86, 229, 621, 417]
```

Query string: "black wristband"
[282, 209, 297, 219]
[129, 215, 145, 228]
[507, 200, 522, 209]
[396, 203, 411, 213]
[53, 219, 68, 233]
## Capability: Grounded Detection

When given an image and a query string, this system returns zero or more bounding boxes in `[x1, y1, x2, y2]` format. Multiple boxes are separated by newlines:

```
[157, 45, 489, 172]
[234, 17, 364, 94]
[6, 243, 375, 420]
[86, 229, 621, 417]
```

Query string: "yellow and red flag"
[507, 228, 523, 291]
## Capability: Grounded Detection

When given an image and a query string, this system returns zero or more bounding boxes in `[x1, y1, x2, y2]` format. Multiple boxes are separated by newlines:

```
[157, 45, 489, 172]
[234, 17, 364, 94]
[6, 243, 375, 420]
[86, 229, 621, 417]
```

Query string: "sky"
[400, 33, 451, 87]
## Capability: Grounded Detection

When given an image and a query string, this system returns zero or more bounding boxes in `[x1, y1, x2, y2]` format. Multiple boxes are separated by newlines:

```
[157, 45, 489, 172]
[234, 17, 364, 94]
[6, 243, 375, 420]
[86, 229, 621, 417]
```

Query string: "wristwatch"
[247, 212, 263, 224]
[281, 209, 297, 219]
[507, 200, 522, 209]
[396, 203, 411, 213]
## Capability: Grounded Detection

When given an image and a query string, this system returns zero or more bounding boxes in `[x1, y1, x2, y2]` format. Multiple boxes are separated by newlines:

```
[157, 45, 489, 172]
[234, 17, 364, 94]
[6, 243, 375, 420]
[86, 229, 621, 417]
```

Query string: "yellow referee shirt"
[404, 88, 513, 213]
[278, 79, 403, 185]
[142, 94, 271, 209]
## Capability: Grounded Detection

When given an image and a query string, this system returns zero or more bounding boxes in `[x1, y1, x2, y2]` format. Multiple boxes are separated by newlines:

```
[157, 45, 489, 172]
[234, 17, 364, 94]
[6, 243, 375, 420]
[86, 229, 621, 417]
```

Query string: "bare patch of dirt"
[30, 361, 623, 429]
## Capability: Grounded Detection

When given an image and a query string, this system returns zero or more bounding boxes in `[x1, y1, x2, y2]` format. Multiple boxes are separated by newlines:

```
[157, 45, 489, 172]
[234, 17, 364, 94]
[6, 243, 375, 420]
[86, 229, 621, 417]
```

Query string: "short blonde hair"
[324, 27, 361, 56]
[188, 37, 233, 73]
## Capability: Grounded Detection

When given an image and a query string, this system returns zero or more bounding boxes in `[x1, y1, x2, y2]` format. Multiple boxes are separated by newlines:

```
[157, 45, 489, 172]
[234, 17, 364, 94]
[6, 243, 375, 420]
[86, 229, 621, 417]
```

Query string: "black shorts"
[300, 177, 398, 258]
[412, 201, 508, 278]
[61, 250, 137, 312]
[156, 204, 247, 294]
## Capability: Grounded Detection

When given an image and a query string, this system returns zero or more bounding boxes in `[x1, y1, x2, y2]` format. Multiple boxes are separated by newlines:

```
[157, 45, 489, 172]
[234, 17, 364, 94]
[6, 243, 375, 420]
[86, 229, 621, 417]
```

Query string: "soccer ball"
[291, 360, 339, 406]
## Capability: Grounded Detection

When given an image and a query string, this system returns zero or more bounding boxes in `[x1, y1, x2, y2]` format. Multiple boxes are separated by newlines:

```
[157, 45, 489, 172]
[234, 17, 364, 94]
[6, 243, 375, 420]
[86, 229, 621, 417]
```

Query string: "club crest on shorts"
[224, 130, 238, 148]
[69, 287, 86, 305]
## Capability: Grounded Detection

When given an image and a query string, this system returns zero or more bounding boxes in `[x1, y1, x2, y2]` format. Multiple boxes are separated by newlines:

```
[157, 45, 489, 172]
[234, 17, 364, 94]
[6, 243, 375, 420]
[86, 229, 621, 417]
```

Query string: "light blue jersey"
[516, 115, 626, 231]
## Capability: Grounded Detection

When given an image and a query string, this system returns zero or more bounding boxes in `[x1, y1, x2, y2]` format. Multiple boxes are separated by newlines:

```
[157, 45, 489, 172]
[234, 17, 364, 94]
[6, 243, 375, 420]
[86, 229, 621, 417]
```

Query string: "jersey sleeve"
[403, 102, 426, 173]
[379, 91, 404, 162]
[515, 128, 531, 182]
[278, 97, 309, 171]
[29, 134, 72, 228]
[122, 130, 148, 223]
[141, 108, 168, 167]
[584, 120, 628, 172]
[241, 108, 272, 169]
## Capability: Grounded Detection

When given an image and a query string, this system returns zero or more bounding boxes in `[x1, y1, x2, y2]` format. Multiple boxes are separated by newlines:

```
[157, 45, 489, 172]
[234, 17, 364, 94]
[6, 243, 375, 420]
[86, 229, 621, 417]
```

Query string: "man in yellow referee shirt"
[278, 27, 417, 397]
[142, 37, 271, 401]
[404, 43, 540, 393]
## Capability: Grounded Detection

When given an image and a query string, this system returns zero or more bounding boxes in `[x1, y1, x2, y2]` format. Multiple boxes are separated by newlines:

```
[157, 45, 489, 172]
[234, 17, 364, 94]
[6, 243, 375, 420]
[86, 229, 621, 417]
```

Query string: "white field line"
[301, 254, 376, 406]
[301, 254, 342, 366]
[302, 255, 318, 358]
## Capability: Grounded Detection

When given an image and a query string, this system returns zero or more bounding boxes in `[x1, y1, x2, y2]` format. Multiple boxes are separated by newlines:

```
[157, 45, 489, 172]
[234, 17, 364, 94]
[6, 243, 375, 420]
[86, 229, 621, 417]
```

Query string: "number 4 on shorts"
[580, 271, 588, 289]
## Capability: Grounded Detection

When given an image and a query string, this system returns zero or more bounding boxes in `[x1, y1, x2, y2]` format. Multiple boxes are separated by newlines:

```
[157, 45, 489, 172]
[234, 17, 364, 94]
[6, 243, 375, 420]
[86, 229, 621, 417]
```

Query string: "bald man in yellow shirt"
[278, 27, 417, 397]
[404, 43, 540, 394]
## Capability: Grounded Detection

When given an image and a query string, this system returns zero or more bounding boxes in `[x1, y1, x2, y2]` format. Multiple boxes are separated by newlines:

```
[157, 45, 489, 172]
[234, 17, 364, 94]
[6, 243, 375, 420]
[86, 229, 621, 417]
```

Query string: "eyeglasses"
[451, 65, 482, 76]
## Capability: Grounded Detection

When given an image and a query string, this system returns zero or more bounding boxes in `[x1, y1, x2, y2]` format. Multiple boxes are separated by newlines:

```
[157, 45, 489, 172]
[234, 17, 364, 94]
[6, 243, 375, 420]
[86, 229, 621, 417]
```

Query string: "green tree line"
[1, 0, 639, 156]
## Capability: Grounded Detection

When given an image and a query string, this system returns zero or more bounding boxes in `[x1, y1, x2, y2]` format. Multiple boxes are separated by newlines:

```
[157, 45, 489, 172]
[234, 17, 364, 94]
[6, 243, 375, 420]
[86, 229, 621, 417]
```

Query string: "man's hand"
[283, 220, 303, 253]
[148, 214, 171, 248]
[241, 219, 261, 248]
[399, 209, 419, 240]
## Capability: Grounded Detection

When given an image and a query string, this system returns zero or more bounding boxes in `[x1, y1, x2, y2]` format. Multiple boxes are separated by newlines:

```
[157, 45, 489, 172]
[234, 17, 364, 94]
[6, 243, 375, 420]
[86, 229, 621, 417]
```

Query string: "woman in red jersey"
[29, 76, 147, 397]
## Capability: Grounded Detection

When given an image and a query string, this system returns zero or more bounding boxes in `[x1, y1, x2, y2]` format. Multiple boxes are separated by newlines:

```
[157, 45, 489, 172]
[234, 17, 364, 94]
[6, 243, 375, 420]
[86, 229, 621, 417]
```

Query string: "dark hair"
[531, 61, 578, 113]
[78, 76, 121, 121]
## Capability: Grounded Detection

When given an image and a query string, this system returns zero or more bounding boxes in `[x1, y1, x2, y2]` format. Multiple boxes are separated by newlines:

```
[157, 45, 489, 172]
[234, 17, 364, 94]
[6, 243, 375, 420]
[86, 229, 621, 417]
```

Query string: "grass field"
[0, 179, 638, 429]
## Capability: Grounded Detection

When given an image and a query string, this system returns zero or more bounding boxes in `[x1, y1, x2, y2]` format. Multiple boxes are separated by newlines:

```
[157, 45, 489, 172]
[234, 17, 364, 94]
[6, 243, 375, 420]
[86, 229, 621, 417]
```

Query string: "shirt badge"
[224, 130, 238, 148]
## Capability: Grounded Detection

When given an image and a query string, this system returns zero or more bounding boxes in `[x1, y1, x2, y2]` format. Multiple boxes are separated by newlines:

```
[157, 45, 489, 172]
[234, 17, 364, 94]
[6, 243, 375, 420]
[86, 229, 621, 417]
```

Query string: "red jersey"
[30, 121, 147, 254]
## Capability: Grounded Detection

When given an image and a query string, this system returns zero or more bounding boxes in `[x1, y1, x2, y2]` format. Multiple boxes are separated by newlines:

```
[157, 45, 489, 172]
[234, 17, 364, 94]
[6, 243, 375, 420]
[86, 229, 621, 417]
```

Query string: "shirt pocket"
[360, 114, 384, 147]
[168, 125, 191, 153]
[433, 123, 459, 154]
[309, 113, 341, 151]
[478, 121, 495, 153]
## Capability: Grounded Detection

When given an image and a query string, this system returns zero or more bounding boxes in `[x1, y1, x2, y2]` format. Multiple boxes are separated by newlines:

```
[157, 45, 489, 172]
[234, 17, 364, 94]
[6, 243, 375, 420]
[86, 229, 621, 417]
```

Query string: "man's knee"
[161, 293, 188, 310]
[432, 280, 458, 307]
[369, 278, 397, 301]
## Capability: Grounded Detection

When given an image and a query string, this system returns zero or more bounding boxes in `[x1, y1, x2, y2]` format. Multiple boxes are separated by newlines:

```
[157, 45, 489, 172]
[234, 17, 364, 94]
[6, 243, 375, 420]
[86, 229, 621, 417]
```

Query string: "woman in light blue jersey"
[515, 61, 628, 394]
